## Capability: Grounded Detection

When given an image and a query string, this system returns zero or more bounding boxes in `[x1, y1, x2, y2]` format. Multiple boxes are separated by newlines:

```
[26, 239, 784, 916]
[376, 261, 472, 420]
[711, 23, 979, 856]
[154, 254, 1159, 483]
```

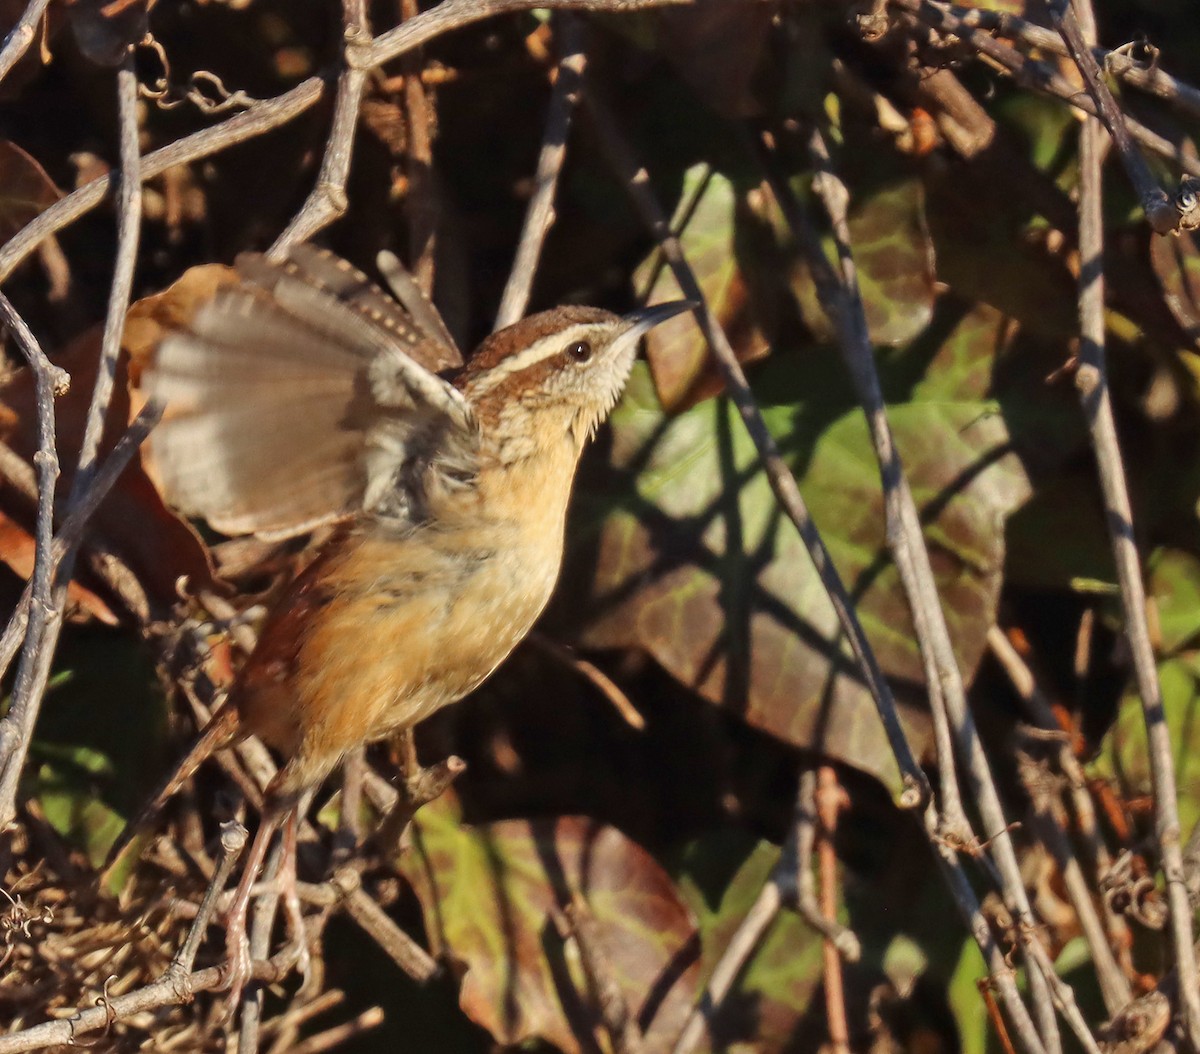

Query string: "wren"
[121, 244, 690, 1000]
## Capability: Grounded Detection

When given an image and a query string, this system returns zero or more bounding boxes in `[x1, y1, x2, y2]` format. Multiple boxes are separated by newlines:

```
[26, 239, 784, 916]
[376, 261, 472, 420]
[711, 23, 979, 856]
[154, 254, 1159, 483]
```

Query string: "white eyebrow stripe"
[465, 324, 595, 395]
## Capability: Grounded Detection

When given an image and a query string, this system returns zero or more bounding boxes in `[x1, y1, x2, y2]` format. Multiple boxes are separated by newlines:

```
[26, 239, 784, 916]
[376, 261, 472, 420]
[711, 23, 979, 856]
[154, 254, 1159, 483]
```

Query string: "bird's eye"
[566, 340, 592, 363]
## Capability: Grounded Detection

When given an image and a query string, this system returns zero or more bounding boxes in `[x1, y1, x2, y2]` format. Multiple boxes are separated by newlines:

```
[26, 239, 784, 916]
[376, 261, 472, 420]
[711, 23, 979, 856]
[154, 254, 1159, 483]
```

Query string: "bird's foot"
[218, 914, 254, 1016]
[279, 853, 312, 985]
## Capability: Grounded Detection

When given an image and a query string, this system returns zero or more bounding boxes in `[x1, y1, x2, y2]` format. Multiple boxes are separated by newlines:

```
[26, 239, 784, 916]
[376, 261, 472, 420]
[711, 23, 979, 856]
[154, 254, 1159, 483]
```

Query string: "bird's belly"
[286, 526, 562, 766]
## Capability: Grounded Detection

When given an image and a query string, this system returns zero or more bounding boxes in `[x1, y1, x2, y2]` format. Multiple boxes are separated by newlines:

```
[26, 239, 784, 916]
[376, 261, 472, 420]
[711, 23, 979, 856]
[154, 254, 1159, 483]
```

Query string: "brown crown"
[455, 305, 618, 385]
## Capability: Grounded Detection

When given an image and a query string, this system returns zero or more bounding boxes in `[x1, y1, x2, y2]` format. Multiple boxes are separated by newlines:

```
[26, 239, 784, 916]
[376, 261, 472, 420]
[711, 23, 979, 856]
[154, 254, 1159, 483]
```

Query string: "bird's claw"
[283, 882, 312, 984]
[219, 923, 254, 1016]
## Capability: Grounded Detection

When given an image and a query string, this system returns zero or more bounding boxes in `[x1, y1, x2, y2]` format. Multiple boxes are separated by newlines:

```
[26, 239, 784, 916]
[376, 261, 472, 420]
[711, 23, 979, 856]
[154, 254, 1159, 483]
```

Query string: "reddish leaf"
[399, 793, 700, 1053]
[0, 509, 116, 622]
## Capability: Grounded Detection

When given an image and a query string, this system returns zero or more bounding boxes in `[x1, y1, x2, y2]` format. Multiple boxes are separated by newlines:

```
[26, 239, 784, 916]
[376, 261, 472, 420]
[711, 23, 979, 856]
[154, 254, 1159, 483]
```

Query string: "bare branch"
[270, 0, 373, 256]
[0, 56, 143, 828]
[167, 821, 249, 983]
[0, 401, 163, 680]
[495, 14, 588, 328]
[1050, 2, 1177, 234]
[0, 948, 298, 1053]
[671, 770, 860, 1054]
[891, 0, 1200, 181]
[585, 90, 932, 810]
[399, 0, 438, 295]
[931, 4, 1200, 123]
[771, 125, 1063, 1054]
[0, 0, 690, 284]
[331, 867, 438, 982]
[1067, 2, 1200, 1040]
[0, 0, 50, 87]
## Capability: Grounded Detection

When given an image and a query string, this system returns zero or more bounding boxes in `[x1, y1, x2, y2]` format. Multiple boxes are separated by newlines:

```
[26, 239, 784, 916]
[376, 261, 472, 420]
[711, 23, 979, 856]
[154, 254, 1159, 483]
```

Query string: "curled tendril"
[136, 34, 258, 115]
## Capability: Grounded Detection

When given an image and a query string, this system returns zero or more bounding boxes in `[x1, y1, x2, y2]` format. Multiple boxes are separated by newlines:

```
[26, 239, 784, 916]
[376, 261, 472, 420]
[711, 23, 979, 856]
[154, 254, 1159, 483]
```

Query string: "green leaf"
[1149, 548, 1200, 655]
[674, 835, 826, 1052]
[568, 360, 1030, 790]
[34, 758, 126, 869]
[790, 178, 937, 348]
[398, 793, 700, 1054]
[636, 164, 775, 411]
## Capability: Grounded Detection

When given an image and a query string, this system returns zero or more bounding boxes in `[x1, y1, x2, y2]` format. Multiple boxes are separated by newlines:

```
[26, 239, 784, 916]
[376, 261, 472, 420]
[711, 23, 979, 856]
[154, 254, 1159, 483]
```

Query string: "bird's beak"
[621, 300, 697, 340]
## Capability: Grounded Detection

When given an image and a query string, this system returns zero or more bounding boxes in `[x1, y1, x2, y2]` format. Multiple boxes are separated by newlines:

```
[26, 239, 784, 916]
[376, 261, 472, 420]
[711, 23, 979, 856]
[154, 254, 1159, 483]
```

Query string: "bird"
[115, 243, 691, 1004]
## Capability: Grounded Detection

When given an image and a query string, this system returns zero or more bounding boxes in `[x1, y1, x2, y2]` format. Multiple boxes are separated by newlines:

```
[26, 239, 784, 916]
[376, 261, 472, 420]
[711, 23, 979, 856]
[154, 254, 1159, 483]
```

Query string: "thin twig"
[331, 868, 438, 982]
[1025, 938, 1105, 1054]
[780, 125, 1063, 1054]
[563, 897, 645, 1054]
[0, 0, 690, 284]
[399, 0, 437, 295]
[926, 826, 1049, 1054]
[0, 402, 164, 679]
[528, 632, 646, 730]
[817, 766, 850, 1054]
[758, 143, 971, 843]
[270, 0, 372, 256]
[671, 770, 860, 1054]
[0, 0, 50, 87]
[891, 0, 1200, 181]
[932, 3, 1200, 123]
[1068, 1, 1200, 1042]
[238, 840, 286, 1053]
[0, 56, 142, 828]
[989, 627, 1133, 1002]
[495, 14, 588, 328]
[670, 875, 781, 1054]
[585, 90, 931, 810]
[1050, 2, 1176, 234]
[1020, 753, 1130, 1016]
[0, 948, 298, 1053]
[167, 822, 249, 984]
[285, 1008, 385, 1054]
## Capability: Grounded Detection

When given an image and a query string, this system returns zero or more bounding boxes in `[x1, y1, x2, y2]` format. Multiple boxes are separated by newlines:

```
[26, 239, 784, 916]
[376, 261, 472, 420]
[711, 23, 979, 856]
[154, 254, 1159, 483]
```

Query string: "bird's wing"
[143, 247, 477, 540]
